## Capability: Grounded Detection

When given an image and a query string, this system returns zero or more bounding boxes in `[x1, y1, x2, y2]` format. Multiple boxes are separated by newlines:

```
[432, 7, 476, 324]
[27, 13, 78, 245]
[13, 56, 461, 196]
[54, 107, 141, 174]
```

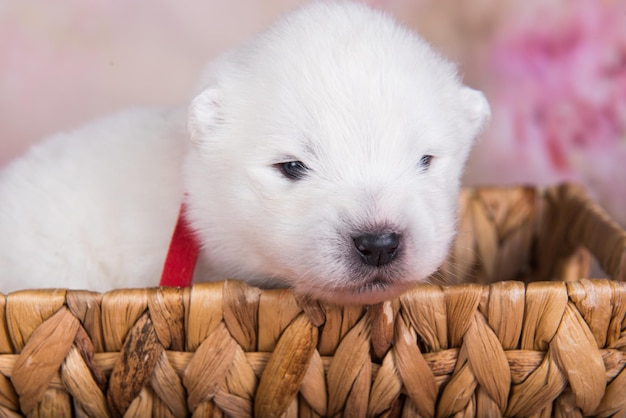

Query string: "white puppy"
[0, 2, 489, 304]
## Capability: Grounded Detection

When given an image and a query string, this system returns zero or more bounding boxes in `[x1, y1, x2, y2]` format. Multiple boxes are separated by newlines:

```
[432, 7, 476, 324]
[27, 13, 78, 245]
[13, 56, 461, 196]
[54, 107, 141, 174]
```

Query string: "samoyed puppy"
[0, 2, 489, 304]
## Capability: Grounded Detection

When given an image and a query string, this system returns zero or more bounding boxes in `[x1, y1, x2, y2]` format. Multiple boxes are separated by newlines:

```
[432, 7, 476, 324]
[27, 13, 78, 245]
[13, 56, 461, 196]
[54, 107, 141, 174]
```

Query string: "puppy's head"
[184, 2, 490, 304]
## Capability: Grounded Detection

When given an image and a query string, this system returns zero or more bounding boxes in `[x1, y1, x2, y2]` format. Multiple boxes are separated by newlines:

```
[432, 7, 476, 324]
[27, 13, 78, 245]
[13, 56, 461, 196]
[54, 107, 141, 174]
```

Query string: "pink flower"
[479, 0, 626, 224]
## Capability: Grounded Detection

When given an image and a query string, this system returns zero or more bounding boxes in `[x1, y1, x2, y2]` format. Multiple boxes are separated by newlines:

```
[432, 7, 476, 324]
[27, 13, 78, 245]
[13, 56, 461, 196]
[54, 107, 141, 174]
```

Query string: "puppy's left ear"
[188, 87, 223, 145]
[460, 87, 491, 139]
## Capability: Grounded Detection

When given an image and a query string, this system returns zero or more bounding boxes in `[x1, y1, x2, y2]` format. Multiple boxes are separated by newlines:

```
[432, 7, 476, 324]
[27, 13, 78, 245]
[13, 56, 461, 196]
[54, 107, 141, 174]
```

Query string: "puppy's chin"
[293, 278, 421, 306]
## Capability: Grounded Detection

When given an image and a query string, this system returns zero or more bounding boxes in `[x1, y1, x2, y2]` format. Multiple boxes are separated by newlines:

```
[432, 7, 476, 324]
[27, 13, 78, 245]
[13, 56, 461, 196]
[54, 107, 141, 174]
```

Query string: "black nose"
[353, 232, 400, 267]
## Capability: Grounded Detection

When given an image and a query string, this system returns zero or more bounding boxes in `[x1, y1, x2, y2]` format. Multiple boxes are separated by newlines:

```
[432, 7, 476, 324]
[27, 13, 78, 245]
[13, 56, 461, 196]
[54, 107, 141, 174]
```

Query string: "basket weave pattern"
[0, 184, 624, 417]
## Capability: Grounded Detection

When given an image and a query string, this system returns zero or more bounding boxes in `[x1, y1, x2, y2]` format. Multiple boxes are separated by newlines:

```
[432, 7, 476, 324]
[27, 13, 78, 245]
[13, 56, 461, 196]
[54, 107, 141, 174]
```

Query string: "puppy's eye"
[419, 154, 434, 171]
[276, 161, 309, 181]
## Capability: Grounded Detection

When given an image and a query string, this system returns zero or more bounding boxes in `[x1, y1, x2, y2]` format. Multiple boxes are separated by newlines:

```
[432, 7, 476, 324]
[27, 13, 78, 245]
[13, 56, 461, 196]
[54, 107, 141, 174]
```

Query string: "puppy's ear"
[460, 87, 491, 140]
[188, 87, 222, 144]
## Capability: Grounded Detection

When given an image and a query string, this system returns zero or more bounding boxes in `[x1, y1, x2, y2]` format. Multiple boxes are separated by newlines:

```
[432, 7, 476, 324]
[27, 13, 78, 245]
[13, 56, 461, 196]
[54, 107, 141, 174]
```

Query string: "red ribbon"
[159, 203, 200, 287]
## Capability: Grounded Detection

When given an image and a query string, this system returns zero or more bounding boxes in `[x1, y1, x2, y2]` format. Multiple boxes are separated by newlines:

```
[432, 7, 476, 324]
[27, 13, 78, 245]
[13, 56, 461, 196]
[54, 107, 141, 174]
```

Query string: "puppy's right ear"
[188, 87, 222, 144]
[459, 87, 491, 140]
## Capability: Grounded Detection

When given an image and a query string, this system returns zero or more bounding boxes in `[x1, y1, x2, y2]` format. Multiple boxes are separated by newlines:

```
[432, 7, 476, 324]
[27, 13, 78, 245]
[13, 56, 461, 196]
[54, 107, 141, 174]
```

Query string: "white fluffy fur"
[0, 2, 489, 304]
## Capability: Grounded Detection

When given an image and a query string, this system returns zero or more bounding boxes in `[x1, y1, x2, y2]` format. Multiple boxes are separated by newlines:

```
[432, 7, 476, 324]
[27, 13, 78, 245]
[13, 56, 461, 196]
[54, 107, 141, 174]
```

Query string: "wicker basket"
[1, 183, 625, 417]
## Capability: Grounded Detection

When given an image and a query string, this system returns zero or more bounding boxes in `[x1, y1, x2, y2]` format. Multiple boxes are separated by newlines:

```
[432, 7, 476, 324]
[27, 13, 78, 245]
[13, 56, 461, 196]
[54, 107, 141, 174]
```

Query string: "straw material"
[0, 183, 624, 417]
[440, 184, 625, 284]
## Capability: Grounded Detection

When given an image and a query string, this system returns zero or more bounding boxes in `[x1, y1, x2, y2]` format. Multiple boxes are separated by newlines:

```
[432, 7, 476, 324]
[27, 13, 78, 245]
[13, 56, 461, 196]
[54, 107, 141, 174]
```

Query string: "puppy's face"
[184, 3, 490, 304]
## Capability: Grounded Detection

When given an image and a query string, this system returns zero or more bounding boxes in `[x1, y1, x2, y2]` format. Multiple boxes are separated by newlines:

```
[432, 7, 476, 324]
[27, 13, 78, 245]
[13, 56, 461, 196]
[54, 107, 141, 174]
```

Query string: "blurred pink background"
[1, 0, 625, 224]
